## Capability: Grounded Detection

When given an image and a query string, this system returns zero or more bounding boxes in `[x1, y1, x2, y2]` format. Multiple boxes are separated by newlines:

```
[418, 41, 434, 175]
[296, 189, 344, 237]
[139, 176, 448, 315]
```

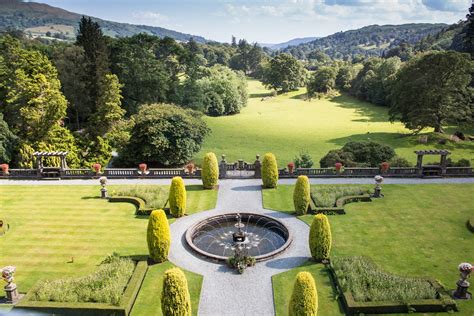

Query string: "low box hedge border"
[108, 196, 168, 215]
[467, 217, 474, 233]
[15, 260, 148, 316]
[309, 194, 372, 215]
[327, 262, 457, 315]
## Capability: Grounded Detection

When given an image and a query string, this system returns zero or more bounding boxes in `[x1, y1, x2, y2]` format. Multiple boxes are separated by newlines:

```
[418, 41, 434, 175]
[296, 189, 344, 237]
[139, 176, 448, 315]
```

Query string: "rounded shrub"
[169, 176, 186, 217]
[161, 267, 192, 316]
[309, 214, 332, 261]
[293, 176, 311, 215]
[202, 152, 219, 189]
[147, 209, 170, 263]
[262, 153, 278, 188]
[289, 271, 318, 316]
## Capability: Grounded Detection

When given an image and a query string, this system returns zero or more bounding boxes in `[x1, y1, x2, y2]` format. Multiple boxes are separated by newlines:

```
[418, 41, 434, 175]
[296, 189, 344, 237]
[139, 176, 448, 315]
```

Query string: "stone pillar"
[36, 156, 43, 178]
[4, 282, 19, 304]
[219, 154, 227, 179]
[440, 154, 448, 176]
[416, 154, 423, 177]
[254, 155, 261, 178]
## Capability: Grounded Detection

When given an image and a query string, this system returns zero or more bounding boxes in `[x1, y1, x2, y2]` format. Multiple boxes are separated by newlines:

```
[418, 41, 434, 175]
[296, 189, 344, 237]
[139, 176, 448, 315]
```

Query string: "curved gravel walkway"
[169, 180, 310, 316]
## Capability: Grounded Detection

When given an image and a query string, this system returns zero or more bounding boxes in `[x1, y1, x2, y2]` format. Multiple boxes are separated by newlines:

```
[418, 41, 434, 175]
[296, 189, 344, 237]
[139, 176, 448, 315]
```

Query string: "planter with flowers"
[287, 162, 295, 175]
[185, 162, 195, 175]
[0, 164, 9, 176]
[92, 163, 102, 175]
[335, 162, 344, 175]
[138, 163, 149, 175]
[380, 162, 390, 174]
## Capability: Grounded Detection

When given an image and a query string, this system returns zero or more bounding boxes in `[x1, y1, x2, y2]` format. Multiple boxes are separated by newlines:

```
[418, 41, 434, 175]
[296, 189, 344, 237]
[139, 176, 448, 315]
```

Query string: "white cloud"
[131, 11, 180, 28]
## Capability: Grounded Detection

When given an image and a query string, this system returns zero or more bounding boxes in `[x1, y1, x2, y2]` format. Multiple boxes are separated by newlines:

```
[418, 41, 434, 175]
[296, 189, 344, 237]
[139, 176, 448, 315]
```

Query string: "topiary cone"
[293, 175, 311, 215]
[147, 209, 170, 263]
[169, 176, 186, 217]
[202, 152, 219, 189]
[262, 153, 278, 188]
[161, 267, 192, 316]
[309, 213, 332, 262]
[289, 271, 318, 316]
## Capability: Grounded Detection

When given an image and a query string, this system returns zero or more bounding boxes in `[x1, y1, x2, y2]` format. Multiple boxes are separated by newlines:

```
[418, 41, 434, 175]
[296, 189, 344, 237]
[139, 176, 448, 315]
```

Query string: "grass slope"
[196, 79, 473, 166]
[0, 185, 214, 312]
[266, 184, 474, 315]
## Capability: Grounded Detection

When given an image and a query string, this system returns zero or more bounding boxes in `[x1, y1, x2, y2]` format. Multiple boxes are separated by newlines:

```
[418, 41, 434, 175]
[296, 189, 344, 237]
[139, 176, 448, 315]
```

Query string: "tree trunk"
[434, 125, 444, 133]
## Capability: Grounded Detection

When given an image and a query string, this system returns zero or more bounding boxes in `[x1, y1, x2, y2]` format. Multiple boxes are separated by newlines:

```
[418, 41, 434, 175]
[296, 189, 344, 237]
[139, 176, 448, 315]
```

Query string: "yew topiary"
[169, 176, 186, 217]
[201, 152, 219, 189]
[262, 153, 278, 188]
[293, 175, 311, 215]
[161, 267, 192, 316]
[309, 213, 332, 261]
[147, 209, 170, 263]
[289, 271, 318, 316]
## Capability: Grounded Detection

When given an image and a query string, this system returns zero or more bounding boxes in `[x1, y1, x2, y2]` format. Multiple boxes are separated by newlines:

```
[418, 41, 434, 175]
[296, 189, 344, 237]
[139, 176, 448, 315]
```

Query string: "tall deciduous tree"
[262, 54, 306, 92]
[307, 66, 337, 96]
[390, 51, 473, 133]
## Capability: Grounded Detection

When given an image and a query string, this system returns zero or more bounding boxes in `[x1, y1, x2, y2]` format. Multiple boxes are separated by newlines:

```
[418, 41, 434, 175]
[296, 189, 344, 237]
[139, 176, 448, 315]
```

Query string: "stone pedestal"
[453, 279, 472, 300]
[5, 283, 19, 304]
[100, 187, 108, 199]
[373, 186, 382, 198]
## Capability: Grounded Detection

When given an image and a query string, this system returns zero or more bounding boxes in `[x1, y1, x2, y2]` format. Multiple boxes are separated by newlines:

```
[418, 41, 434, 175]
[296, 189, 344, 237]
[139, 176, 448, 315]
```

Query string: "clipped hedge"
[202, 152, 219, 189]
[108, 196, 154, 215]
[147, 209, 171, 263]
[293, 175, 311, 215]
[289, 271, 318, 316]
[169, 176, 186, 217]
[468, 217, 474, 233]
[161, 267, 192, 316]
[309, 214, 332, 261]
[262, 153, 278, 188]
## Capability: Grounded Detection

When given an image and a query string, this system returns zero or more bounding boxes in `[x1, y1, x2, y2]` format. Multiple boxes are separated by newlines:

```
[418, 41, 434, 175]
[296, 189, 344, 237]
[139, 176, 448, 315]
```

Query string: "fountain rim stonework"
[185, 212, 293, 262]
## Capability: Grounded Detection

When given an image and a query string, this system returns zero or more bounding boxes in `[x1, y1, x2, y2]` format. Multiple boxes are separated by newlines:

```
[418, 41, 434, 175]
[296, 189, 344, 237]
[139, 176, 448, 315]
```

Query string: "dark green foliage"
[294, 152, 314, 168]
[227, 253, 256, 274]
[147, 209, 171, 263]
[464, 3, 474, 57]
[389, 51, 473, 133]
[119, 104, 210, 167]
[161, 267, 192, 316]
[229, 40, 266, 76]
[332, 256, 437, 302]
[288, 272, 318, 316]
[319, 149, 356, 168]
[31, 255, 135, 305]
[341, 141, 395, 167]
[307, 66, 337, 96]
[262, 54, 306, 92]
[0, 113, 17, 163]
[389, 156, 412, 167]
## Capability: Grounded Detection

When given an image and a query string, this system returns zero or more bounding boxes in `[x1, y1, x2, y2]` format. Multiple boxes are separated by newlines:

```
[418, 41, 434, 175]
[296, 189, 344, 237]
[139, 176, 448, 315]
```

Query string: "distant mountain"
[0, 0, 207, 42]
[280, 23, 447, 59]
[261, 37, 319, 50]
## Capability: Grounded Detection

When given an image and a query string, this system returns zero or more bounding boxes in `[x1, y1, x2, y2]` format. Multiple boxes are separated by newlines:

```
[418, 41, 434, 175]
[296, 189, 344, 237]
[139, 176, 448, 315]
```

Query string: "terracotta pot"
[92, 163, 101, 174]
[0, 164, 9, 175]
[139, 163, 147, 172]
[287, 163, 295, 174]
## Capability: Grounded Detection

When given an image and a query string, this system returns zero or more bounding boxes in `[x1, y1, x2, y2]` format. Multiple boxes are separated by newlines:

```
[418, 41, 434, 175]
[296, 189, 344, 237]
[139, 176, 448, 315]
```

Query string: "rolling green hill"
[0, 0, 207, 42]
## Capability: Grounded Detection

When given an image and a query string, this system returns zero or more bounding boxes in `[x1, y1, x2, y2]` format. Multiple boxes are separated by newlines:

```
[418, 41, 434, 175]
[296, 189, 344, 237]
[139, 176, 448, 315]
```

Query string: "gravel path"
[169, 180, 310, 316]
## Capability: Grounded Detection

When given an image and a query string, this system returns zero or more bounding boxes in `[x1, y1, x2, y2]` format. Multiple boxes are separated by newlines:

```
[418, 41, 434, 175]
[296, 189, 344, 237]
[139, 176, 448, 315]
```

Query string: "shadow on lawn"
[329, 94, 390, 123]
[327, 132, 416, 148]
[250, 92, 274, 98]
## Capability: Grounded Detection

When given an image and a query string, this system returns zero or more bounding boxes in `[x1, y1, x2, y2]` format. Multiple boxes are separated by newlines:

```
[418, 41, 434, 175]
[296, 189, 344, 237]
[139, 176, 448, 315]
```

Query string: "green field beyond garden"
[197, 79, 474, 165]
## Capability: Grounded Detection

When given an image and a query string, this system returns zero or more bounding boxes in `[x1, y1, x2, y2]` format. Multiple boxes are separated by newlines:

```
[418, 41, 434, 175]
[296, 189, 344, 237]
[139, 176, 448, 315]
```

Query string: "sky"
[34, 0, 472, 43]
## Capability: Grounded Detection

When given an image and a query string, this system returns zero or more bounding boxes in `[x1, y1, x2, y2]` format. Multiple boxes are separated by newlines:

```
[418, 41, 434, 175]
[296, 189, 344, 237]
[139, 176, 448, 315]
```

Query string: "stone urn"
[2, 266, 19, 304]
[453, 263, 472, 300]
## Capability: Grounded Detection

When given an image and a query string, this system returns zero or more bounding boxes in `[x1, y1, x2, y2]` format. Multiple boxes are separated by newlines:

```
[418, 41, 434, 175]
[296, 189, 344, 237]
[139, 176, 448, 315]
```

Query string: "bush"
[319, 149, 356, 168]
[332, 256, 437, 302]
[289, 271, 318, 316]
[119, 103, 210, 167]
[389, 156, 412, 167]
[309, 214, 332, 261]
[319, 142, 396, 167]
[202, 152, 219, 189]
[311, 185, 367, 208]
[262, 153, 278, 188]
[294, 152, 314, 168]
[147, 209, 170, 263]
[161, 267, 192, 316]
[113, 185, 169, 209]
[293, 176, 311, 215]
[169, 176, 186, 217]
[31, 255, 134, 305]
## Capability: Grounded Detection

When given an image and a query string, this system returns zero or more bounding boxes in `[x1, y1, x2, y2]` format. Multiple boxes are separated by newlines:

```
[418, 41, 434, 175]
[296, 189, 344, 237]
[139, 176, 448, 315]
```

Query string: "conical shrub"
[289, 271, 318, 316]
[309, 213, 332, 261]
[161, 267, 192, 316]
[262, 153, 278, 188]
[202, 152, 219, 189]
[147, 209, 170, 263]
[169, 176, 186, 217]
[293, 175, 311, 215]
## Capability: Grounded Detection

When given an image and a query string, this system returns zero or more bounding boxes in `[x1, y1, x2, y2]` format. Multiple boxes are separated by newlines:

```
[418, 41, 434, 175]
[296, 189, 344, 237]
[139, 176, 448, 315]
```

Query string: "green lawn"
[0, 185, 214, 313]
[266, 184, 474, 315]
[196, 79, 474, 166]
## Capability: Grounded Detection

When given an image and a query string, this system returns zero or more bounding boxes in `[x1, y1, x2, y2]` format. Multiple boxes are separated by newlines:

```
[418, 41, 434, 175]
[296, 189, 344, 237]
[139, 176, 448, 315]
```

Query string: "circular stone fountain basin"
[185, 213, 292, 262]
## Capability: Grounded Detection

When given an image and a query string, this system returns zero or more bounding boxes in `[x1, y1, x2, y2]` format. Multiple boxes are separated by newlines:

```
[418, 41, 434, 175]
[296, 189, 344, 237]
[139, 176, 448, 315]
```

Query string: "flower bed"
[308, 185, 371, 214]
[330, 256, 456, 314]
[112, 186, 169, 209]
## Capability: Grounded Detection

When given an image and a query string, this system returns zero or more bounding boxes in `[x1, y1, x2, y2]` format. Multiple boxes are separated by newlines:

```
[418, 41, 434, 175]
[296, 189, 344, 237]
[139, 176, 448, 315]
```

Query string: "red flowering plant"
[287, 162, 295, 174]
[92, 163, 102, 174]
[138, 163, 149, 175]
[185, 162, 195, 175]
[380, 162, 390, 173]
[0, 164, 9, 175]
[335, 162, 343, 173]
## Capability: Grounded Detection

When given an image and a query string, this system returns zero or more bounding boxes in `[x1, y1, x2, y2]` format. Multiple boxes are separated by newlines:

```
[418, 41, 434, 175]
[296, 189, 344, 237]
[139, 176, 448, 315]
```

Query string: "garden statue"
[372, 175, 384, 198]
[1, 266, 19, 304]
[99, 176, 108, 199]
[0, 220, 9, 236]
[453, 263, 472, 299]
